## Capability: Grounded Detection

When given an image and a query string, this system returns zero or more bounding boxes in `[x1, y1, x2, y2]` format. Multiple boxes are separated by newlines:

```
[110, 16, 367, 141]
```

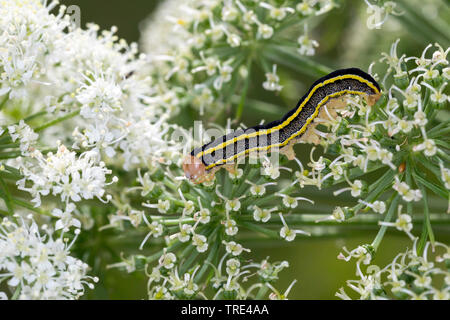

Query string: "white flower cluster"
[312, 41, 449, 225]
[140, 0, 337, 114]
[7, 120, 38, 155]
[337, 240, 450, 300]
[364, 0, 402, 30]
[146, 248, 292, 300]
[0, 0, 69, 99]
[0, 215, 98, 300]
[1, 0, 180, 171]
[16, 144, 116, 210]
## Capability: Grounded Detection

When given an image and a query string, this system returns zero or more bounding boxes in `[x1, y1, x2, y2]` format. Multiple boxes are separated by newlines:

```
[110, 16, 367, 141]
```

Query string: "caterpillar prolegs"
[183, 68, 381, 183]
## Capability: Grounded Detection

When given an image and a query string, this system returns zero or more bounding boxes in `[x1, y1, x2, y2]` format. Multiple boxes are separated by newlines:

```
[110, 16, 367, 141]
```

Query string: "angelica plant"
[313, 41, 449, 254]
[336, 239, 450, 300]
[0, 214, 98, 300]
[0, 0, 448, 301]
[140, 0, 338, 117]
[0, 0, 174, 299]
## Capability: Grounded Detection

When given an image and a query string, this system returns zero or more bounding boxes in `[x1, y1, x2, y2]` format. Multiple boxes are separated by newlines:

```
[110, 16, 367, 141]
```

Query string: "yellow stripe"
[205, 89, 365, 170]
[197, 74, 379, 159]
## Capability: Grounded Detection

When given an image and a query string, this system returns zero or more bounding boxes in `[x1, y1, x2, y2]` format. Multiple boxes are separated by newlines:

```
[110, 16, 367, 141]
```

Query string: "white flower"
[17, 144, 115, 207]
[259, 2, 294, 21]
[413, 111, 427, 127]
[257, 24, 274, 39]
[77, 76, 123, 118]
[332, 206, 346, 222]
[394, 214, 413, 233]
[225, 199, 241, 212]
[226, 259, 240, 276]
[0, 215, 97, 300]
[221, 3, 239, 21]
[338, 245, 372, 265]
[143, 199, 171, 214]
[192, 233, 208, 253]
[222, 241, 250, 256]
[52, 203, 81, 232]
[213, 63, 233, 90]
[297, 32, 319, 56]
[262, 64, 283, 92]
[7, 120, 38, 155]
[139, 214, 164, 250]
[393, 176, 422, 202]
[296, 1, 314, 16]
[194, 207, 211, 225]
[158, 250, 176, 269]
[252, 206, 273, 223]
[224, 218, 238, 236]
[440, 162, 450, 190]
[278, 213, 310, 242]
[413, 139, 437, 156]
[177, 224, 192, 243]
[262, 161, 281, 179]
[334, 179, 365, 198]
[364, 1, 400, 30]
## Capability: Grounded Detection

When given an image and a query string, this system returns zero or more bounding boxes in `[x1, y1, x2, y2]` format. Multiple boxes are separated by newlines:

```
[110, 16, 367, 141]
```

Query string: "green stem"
[239, 221, 279, 238]
[371, 195, 400, 251]
[34, 109, 80, 132]
[416, 182, 435, 252]
[235, 58, 252, 121]
[11, 198, 51, 216]
[255, 285, 269, 300]
[150, 216, 195, 226]
[0, 176, 14, 214]
[24, 110, 47, 122]
[259, 212, 450, 226]
[0, 94, 8, 111]
[350, 169, 396, 217]
[0, 147, 57, 160]
[195, 228, 220, 282]
[11, 284, 21, 300]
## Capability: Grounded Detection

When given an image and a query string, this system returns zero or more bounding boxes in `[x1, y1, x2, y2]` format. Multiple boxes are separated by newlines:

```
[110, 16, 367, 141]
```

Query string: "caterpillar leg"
[365, 92, 382, 106]
[223, 163, 237, 175]
[299, 124, 321, 145]
[280, 140, 297, 160]
[325, 97, 347, 117]
[299, 97, 347, 145]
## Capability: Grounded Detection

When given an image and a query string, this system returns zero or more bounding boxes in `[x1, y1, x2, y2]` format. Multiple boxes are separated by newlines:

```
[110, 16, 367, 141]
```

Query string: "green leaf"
[0, 176, 14, 214]
[371, 195, 400, 251]
[263, 44, 333, 78]
[413, 171, 448, 199]
[239, 221, 279, 238]
[416, 182, 436, 249]
[397, 0, 450, 46]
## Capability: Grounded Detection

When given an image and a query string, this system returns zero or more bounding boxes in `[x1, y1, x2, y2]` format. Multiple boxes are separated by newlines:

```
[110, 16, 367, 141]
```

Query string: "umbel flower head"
[0, 215, 98, 300]
[0, 0, 179, 300]
[0, 0, 448, 301]
[107, 125, 315, 299]
[314, 41, 449, 236]
[106, 39, 449, 299]
[140, 0, 337, 115]
[336, 239, 450, 300]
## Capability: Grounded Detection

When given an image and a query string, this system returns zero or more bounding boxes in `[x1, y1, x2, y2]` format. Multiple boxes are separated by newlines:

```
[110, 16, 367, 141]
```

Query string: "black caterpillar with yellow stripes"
[183, 68, 381, 183]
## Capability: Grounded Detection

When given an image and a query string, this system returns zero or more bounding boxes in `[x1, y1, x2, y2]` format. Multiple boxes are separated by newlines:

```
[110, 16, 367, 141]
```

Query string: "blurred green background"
[59, 0, 450, 299]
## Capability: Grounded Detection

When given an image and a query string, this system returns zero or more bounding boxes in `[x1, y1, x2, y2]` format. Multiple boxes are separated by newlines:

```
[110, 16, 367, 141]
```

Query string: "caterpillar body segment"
[184, 68, 381, 183]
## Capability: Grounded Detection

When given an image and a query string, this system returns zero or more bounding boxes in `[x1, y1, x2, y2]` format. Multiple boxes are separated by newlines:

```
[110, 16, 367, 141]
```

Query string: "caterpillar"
[183, 68, 381, 183]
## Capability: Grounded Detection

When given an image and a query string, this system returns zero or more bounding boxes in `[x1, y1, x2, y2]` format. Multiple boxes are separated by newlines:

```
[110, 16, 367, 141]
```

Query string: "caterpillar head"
[183, 155, 206, 183]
